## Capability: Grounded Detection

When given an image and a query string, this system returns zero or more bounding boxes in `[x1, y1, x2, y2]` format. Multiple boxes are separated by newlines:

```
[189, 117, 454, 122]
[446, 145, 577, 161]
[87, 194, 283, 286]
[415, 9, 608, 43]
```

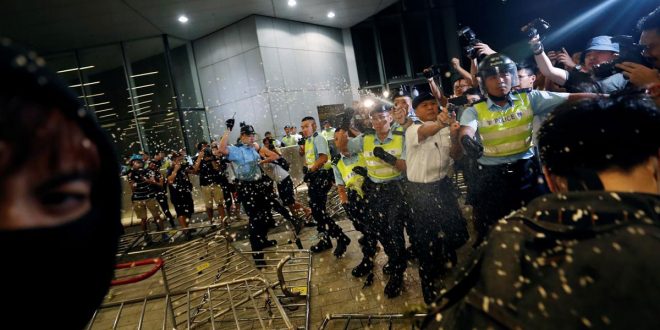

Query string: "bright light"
[288, 0, 296, 6]
[363, 99, 374, 108]
[383, 90, 390, 98]
[327, 11, 335, 18]
[178, 15, 189, 23]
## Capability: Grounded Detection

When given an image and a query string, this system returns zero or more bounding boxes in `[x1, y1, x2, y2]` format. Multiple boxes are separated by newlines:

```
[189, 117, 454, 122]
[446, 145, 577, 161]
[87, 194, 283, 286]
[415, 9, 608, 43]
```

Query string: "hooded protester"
[0, 40, 122, 328]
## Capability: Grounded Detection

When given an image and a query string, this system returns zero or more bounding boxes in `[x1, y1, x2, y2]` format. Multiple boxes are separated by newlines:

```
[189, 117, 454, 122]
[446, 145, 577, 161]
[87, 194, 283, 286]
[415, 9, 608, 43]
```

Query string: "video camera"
[423, 65, 446, 79]
[457, 26, 486, 61]
[521, 18, 551, 40]
[591, 35, 651, 80]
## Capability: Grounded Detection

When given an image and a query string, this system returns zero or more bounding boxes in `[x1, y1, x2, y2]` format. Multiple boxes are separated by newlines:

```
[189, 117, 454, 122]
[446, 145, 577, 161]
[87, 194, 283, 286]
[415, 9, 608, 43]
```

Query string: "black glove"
[297, 138, 306, 147]
[373, 147, 397, 166]
[352, 166, 368, 177]
[331, 154, 341, 165]
[461, 135, 484, 159]
[225, 118, 235, 131]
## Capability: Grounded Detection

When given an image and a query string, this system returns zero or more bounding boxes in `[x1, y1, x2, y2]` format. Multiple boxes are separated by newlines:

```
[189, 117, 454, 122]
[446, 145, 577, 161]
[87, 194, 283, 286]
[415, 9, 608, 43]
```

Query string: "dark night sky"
[451, 0, 659, 62]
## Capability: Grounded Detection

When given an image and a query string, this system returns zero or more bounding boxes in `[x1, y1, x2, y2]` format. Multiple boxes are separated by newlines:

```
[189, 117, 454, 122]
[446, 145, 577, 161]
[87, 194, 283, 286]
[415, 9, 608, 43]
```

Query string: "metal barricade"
[319, 313, 427, 330]
[88, 236, 312, 329]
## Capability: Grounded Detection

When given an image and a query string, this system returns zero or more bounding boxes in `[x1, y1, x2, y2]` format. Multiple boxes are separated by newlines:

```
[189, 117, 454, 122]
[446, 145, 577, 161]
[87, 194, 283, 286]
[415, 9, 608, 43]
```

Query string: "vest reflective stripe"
[363, 127, 404, 180]
[475, 93, 533, 157]
[337, 155, 366, 197]
[305, 136, 332, 169]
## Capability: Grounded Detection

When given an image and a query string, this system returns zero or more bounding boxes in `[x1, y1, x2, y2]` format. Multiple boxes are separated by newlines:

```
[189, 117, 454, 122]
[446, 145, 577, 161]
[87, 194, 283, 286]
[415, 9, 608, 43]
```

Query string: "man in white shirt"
[405, 92, 468, 304]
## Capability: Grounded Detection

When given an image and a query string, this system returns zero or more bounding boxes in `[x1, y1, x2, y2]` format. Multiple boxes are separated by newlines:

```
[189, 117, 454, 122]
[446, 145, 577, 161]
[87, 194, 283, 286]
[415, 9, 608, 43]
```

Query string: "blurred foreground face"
[0, 108, 100, 230]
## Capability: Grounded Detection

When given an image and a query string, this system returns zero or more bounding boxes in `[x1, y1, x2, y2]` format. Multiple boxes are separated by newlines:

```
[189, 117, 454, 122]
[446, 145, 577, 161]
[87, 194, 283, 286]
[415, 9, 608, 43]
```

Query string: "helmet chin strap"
[487, 92, 509, 102]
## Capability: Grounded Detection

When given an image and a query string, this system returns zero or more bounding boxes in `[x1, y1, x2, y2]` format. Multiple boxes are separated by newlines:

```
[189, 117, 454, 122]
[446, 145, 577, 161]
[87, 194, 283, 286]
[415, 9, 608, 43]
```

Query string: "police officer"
[299, 116, 351, 257]
[405, 92, 467, 304]
[348, 106, 408, 298]
[281, 125, 299, 147]
[459, 53, 600, 246]
[219, 120, 275, 267]
[331, 127, 378, 278]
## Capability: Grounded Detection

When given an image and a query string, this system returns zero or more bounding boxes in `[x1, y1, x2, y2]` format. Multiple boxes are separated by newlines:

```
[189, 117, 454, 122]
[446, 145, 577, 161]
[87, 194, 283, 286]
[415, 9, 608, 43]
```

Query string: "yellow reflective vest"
[363, 126, 404, 180]
[304, 134, 332, 170]
[474, 92, 533, 157]
[336, 154, 367, 198]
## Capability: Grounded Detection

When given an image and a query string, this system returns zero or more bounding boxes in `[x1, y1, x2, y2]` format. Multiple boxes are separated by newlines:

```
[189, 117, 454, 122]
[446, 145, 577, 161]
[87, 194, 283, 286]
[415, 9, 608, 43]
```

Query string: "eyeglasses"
[518, 75, 531, 79]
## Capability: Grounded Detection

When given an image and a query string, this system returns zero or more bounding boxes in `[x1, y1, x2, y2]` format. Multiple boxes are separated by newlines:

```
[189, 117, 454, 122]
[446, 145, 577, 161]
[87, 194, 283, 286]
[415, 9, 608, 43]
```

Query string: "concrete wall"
[194, 15, 355, 141]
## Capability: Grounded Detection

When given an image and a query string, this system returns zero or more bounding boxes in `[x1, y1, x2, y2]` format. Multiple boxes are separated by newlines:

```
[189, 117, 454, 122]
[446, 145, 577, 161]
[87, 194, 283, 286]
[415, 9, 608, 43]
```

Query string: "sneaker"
[351, 258, 374, 277]
[384, 272, 404, 298]
[333, 234, 351, 258]
[310, 235, 333, 253]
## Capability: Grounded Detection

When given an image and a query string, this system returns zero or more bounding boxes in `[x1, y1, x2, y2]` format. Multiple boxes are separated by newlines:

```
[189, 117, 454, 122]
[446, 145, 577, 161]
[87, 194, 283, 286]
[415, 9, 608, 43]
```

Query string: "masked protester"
[0, 41, 122, 328]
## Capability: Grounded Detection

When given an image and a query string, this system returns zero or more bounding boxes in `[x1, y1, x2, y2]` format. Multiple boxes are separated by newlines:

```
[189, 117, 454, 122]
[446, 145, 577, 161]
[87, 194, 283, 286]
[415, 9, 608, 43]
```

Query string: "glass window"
[44, 52, 85, 98]
[124, 37, 176, 118]
[168, 37, 204, 108]
[404, 13, 434, 77]
[352, 25, 381, 87]
[181, 109, 211, 153]
[77, 44, 141, 156]
[136, 112, 186, 154]
[378, 17, 408, 80]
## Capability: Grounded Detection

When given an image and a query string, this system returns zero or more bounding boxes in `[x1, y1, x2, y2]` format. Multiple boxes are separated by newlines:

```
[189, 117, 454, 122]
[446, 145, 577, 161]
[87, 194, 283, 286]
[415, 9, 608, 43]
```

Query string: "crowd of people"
[1, 4, 659, 328]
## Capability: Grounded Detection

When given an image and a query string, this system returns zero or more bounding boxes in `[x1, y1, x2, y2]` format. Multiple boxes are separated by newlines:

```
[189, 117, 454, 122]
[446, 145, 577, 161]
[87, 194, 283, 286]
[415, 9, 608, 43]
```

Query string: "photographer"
[193, 141, 227, 224]
[166, 151, 194, 237]
[127, 157, 165, 242]
[459, 53, 602, 246]
[616, 6, 660, 106]
[531, 34, 627, 93]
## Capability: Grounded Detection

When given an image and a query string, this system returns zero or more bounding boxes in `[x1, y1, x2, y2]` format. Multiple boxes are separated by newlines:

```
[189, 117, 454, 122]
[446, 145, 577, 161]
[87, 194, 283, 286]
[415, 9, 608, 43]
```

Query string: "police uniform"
[226, 129, 273, 264]
[348, 121, 408, 297]
[332, 153, 378, 276]
[405, 93, 468, 304]
[461, 78, 568, 244]
[304, 131, 350, 254]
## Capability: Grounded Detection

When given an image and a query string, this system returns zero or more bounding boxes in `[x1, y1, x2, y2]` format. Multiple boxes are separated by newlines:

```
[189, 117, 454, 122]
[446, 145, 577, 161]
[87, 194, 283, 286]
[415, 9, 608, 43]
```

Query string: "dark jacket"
[424, 191, 660, 330]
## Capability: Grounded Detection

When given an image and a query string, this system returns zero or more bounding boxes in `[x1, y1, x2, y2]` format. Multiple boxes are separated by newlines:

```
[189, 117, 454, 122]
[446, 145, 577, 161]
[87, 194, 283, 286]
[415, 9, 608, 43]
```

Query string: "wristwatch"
[573, 64, 583, 72]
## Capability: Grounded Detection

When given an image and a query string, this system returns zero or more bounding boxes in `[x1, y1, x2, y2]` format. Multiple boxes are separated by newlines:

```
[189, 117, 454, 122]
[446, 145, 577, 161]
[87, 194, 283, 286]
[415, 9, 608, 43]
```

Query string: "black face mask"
[0, 208, 119, 329]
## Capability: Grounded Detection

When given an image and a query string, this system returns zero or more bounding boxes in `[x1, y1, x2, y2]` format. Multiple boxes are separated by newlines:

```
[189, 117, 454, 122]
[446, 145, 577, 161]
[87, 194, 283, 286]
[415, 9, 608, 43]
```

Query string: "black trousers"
[308, 169, 343, 238]
[155, 191, 174, 220]
[406, 178, 467, 293]
[365, 179, 408, 275]
[218, 176, 235, 212]
[236, 180, 271, 259]
[473, 157, 549, 241]
[344, 189, 377, 258]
